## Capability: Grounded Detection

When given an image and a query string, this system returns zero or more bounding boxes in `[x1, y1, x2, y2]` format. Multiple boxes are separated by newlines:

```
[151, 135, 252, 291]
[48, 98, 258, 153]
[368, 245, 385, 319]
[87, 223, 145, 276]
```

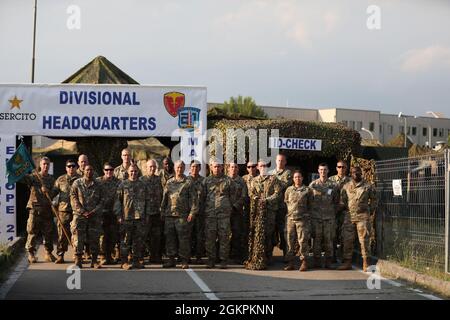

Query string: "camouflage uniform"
[114, 164, 142, 181]
[242, 174, 257, 190]
[96, 175, 121, 261]
[340, 179, 377, 260]
[54, 172, 81, 256]
[230, 175, 249, 263]
[329, 174, 351, 260]
[270, 169, 292, 256]
[21, 173, 57, 255]
[161, 175, 198, 262]
[70, 177, 103, 257]
[140, 174, 163, 262]
[248, 175, 282, 263]
[203, 175, 236, 264]
[160, 170, 174, 187]
[284, 185, 312, 261]
[309, 178, 339, 260]
[114, 179, 149, 263]
[187, 175, 206, 260]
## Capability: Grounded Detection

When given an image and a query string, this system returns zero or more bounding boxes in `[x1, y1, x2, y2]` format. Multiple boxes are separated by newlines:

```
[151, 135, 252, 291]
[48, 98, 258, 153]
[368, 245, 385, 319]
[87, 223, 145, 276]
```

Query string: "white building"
[259, 105, 450, 147]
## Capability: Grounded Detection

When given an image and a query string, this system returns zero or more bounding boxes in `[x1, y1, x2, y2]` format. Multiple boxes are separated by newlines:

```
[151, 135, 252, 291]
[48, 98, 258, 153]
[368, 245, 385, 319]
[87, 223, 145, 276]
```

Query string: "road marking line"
[185, 269, 219, 300]
[417, 293, 442, 300]
[0, 254, 28, 300]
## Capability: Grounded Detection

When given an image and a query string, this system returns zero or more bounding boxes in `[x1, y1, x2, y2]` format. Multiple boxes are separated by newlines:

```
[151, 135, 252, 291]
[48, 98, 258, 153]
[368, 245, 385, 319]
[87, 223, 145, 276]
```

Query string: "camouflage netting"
[212, 119, 361, 161]
[245, 198, 268, 270]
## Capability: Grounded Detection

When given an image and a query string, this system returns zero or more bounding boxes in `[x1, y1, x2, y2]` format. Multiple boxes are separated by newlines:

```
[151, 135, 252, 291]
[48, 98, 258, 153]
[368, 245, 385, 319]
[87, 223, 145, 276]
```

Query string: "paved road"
[0, 246, 444, 300]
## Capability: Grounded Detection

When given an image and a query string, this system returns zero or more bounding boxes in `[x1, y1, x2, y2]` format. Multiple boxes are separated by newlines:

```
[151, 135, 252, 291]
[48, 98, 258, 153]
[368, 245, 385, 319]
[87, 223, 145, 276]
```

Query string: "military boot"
[121, 256, 131, 270]
[55, 254, 65, 264]
[363, 257, 370, 272]
[44, 251, 57, 263]
[284, 260, 295, 271]
[337, 259, 352, 270]
[132, 258, 145, 269]
[163, 257, 176, 268]
[219, 261, 227, 269]
[74, 254, 83, 268]
[181, 259, 190, 269]
[113, 247, 121, 264]
[313, 257, 322, 269]
[324, 257, 333, 269]
[27, 252, 37, 264]
[90, 255, 102, 269]
[299, 259, 308, 272]
[206, 259, 215, 269]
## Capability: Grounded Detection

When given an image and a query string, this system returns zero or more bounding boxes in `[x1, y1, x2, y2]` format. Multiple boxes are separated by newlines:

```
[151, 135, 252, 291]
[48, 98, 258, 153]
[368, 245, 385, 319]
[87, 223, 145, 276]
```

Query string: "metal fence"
[374, 150, 449, 274]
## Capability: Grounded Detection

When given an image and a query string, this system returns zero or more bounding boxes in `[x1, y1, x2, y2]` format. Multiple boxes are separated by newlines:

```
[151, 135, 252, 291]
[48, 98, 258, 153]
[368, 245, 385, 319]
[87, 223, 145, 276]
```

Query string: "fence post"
[445, 149, 450, 274]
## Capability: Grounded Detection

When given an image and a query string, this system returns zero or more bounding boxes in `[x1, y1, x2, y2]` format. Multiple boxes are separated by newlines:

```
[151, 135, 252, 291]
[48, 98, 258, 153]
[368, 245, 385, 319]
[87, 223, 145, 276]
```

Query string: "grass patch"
[384, 240, 450, 282]
[0, 242, 22, 284]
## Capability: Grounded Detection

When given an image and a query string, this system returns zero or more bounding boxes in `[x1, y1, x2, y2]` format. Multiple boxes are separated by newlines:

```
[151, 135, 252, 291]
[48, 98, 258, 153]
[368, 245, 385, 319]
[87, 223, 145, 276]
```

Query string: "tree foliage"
[221, 96, 267, 119]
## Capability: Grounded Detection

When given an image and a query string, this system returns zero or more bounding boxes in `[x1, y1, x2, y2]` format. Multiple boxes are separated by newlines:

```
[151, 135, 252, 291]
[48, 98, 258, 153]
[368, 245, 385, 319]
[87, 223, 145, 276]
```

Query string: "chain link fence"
[374, 150, 449, 274]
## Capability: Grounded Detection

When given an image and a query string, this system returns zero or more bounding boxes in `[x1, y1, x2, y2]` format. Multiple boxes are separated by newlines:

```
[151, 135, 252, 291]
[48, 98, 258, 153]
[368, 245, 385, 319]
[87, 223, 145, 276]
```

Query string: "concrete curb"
[376, 259, 450, 298]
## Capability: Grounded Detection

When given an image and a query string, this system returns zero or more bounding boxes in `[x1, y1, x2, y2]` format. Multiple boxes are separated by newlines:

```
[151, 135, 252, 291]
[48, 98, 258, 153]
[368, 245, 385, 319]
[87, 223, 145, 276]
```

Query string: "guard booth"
[0, 82, 207, 244]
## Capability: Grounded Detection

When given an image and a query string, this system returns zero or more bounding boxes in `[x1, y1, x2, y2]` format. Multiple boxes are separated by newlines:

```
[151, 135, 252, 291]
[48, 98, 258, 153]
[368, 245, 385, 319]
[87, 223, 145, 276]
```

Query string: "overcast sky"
[1, 0, 449, 116]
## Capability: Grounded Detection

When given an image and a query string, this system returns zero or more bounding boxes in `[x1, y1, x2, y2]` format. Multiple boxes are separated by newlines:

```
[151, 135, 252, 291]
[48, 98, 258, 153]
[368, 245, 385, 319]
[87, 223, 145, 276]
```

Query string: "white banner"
[269, 137, 322, 151]
[0, 135, 17, 244]
[0, 84, 207, 137]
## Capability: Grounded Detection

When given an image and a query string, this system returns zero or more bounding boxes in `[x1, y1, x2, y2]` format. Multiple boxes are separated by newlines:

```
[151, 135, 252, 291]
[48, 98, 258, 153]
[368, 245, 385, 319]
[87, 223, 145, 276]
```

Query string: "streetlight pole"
[31, 0, 37, 83]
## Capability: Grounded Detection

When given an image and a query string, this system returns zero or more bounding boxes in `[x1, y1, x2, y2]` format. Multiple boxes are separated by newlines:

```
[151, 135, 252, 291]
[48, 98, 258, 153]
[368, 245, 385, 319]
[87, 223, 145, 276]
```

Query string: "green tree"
[221, 95, 267, 119]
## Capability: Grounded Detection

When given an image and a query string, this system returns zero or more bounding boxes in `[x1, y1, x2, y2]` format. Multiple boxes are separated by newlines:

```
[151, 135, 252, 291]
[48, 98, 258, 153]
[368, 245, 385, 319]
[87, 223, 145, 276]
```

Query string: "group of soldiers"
[21, 150, 377, 272]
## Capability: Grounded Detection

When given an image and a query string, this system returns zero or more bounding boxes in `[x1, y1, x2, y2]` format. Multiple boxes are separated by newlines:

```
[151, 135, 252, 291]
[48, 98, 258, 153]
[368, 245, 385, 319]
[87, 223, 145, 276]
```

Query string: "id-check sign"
[269, 137, 322, 151]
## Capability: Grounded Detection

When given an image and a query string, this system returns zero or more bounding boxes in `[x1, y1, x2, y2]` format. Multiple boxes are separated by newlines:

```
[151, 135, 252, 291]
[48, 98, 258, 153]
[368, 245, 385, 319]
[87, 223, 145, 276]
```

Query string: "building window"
[433, 128, 438, 137]
[341, 120, 348, 127]
[379, 125, 382, 134]
[412, 127, 417, 136]
[400, 126, 404, 133]
[357, 121, 363, 131]
[407, 127, 411, 135]
[423, 127, 427, 136]
[389, 125, 393, 135]
[369, 122, 375, 131]
[349, 121, 355, 130]
[439, 128, 444, 137]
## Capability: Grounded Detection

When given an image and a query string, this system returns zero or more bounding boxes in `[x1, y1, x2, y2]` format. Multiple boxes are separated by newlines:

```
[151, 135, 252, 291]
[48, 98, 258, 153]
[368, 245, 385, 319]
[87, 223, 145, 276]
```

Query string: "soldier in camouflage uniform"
[96, 162, 121, 265]
[338, 166, 377, 272]
[20, 157, 57, 264]
[246, 160, 282, 269]
[188, 160, 206, 264]
[227, 162, 249, 264]
[70, 165, 103, 269]
[242, 161, 258, 190]
[140, 159, 163, 264]
[114, 164, 149, 270]
[270, 154, 293, 259]
[203, 160, 236, 269]
[160, 161, 198, 269]
[309, 163, 339, 269]
[160, 157, 174, 187]
[53, 159, 81, 264]
[329, 160, 351, 263]
[114, 148, 141, 180]
[76, 154, 98, 178]
[284, 170, 312, 272]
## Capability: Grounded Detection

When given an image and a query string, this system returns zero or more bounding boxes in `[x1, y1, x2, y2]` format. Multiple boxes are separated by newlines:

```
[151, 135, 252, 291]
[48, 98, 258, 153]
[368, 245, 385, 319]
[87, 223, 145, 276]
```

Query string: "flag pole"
[31, 0, 37, 83]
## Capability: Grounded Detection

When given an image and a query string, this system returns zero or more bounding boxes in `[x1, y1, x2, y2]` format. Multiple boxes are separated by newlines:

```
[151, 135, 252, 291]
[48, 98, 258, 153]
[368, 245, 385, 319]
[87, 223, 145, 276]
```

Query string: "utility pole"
[31, 0, 37, 83]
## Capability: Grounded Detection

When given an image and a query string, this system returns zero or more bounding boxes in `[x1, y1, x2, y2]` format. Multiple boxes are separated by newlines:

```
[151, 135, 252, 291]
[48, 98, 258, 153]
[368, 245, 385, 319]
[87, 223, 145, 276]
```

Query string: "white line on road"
[185, 269, 219, 300]
[0, 254, 28, 300]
